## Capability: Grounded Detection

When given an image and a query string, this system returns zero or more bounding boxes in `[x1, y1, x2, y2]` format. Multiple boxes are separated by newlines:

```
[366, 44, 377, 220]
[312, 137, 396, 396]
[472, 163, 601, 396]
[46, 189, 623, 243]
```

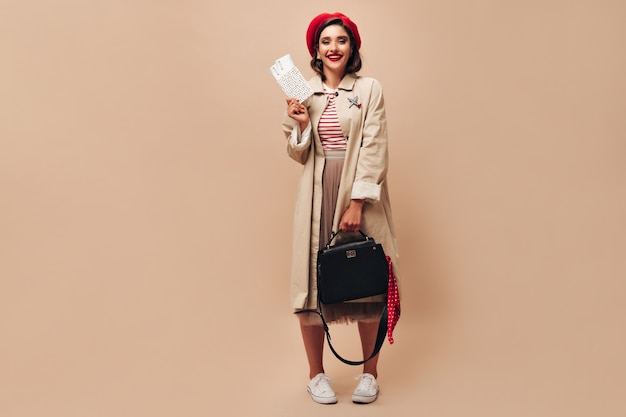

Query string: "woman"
[282, 12, 400, 404]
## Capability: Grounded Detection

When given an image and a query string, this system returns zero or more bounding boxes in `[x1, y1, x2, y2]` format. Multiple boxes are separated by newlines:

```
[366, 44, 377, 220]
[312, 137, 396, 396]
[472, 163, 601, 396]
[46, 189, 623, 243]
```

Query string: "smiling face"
[317, 24, 352, 78]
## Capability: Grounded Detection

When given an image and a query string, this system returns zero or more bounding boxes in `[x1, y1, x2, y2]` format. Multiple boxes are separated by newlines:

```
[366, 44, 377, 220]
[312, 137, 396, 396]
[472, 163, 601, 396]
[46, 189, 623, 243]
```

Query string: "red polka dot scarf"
[386, 256, 401, 344]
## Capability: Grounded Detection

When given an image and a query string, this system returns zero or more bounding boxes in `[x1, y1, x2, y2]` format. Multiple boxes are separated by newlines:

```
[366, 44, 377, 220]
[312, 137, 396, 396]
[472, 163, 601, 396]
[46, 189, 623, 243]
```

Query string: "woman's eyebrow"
[320, 35, 349, 41]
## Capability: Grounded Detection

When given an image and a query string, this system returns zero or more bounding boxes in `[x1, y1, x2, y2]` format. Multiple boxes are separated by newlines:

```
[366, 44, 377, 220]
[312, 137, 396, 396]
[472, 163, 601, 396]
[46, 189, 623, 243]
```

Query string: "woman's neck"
[323, 71, 345, 90]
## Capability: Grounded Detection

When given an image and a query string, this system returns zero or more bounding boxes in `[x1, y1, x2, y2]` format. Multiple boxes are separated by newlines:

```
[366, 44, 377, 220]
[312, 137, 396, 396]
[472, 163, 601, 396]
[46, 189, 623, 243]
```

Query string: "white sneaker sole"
[352, 391, 378, 404]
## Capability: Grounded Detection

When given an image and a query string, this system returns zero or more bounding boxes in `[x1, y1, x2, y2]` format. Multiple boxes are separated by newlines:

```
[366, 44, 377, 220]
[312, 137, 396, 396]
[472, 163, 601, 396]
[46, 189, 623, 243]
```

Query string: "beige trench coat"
[283, 73, 400, 310]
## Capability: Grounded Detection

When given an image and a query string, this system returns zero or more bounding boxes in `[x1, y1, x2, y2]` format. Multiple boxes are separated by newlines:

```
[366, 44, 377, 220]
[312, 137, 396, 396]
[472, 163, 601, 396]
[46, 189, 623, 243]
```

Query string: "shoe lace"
[354, 373, 374, 390]
[313, 375, 334, 394]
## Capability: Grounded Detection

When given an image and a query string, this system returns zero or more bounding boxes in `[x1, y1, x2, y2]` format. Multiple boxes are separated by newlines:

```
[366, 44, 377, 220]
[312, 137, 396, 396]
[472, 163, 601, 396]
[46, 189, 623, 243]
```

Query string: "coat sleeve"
[351, 79, 388, 203]
[282, 113, 312, 165]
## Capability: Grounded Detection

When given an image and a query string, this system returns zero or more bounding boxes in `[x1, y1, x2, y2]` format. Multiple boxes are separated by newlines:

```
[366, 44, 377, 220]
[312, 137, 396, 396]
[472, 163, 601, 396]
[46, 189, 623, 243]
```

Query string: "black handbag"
[317, 230, 389, 304]
[304, 230, 392, 366]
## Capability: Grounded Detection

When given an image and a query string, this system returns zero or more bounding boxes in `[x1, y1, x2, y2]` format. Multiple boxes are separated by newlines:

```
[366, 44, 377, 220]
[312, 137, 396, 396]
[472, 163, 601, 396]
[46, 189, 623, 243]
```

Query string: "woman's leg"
[298, 315, 326, 379]
[358, 320, 380, 377]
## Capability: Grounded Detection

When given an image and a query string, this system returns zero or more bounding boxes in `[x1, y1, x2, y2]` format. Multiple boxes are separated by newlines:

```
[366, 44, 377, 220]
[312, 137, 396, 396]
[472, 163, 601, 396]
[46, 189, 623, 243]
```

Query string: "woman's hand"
[286, 98, 310, 132]
[339, 199, 364, 232]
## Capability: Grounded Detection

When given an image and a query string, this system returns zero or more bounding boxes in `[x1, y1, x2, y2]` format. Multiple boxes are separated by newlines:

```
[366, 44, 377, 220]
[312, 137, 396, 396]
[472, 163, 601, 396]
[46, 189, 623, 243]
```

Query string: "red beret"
[306, 12, 361, 57]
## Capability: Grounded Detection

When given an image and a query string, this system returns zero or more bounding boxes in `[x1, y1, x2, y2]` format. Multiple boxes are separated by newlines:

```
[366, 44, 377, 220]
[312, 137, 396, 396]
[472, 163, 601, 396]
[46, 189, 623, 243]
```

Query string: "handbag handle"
[295, 306, 388, 366]
[323, 229, 369, 249]
[321, 305, 388, 366]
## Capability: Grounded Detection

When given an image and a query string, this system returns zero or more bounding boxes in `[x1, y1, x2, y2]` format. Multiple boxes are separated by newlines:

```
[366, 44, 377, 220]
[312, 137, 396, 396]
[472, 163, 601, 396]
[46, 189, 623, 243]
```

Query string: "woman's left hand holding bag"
[339, 199, 364, 232]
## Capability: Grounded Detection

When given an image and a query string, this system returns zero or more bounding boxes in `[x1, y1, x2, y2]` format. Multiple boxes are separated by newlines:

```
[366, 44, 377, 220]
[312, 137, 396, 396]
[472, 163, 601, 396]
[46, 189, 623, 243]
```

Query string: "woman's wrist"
[350, 199, 365, 207]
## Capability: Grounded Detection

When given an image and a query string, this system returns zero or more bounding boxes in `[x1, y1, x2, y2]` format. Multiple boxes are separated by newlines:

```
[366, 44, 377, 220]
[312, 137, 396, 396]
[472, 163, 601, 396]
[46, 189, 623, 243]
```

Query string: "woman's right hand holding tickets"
[286, 98, 310, 132]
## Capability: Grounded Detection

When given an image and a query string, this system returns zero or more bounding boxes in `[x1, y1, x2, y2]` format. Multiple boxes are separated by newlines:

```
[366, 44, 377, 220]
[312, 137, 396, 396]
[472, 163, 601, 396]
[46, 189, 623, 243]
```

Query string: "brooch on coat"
[348, 95, 361, 109]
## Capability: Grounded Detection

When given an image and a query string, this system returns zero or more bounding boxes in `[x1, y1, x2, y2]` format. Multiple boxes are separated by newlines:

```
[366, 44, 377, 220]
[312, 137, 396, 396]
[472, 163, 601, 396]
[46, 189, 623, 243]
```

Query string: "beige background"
[1, 1, 625, 416]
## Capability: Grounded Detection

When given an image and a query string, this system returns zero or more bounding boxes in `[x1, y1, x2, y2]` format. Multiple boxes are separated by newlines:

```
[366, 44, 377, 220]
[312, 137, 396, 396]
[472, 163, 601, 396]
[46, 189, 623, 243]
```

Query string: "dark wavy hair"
[310, 18, 362, 81]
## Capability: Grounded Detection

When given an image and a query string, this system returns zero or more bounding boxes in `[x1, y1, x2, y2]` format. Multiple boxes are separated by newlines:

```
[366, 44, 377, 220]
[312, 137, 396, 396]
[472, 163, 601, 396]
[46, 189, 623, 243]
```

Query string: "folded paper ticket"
[269, 54, 314, 103]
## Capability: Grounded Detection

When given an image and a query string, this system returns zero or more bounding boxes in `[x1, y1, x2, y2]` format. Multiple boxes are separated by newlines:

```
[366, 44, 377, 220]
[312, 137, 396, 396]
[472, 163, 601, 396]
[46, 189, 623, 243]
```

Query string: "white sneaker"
[307, 373, 337, 404]
[352, 373, 379, 404]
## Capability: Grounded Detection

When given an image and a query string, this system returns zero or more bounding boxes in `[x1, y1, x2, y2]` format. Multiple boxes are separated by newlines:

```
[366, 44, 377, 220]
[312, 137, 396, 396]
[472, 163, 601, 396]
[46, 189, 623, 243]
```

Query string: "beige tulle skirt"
[297, 149, 385, 326]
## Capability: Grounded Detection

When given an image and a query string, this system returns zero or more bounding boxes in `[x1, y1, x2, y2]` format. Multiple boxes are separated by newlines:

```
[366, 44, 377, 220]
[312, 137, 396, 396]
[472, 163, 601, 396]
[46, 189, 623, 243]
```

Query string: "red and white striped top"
[318, 85, 347, 151]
